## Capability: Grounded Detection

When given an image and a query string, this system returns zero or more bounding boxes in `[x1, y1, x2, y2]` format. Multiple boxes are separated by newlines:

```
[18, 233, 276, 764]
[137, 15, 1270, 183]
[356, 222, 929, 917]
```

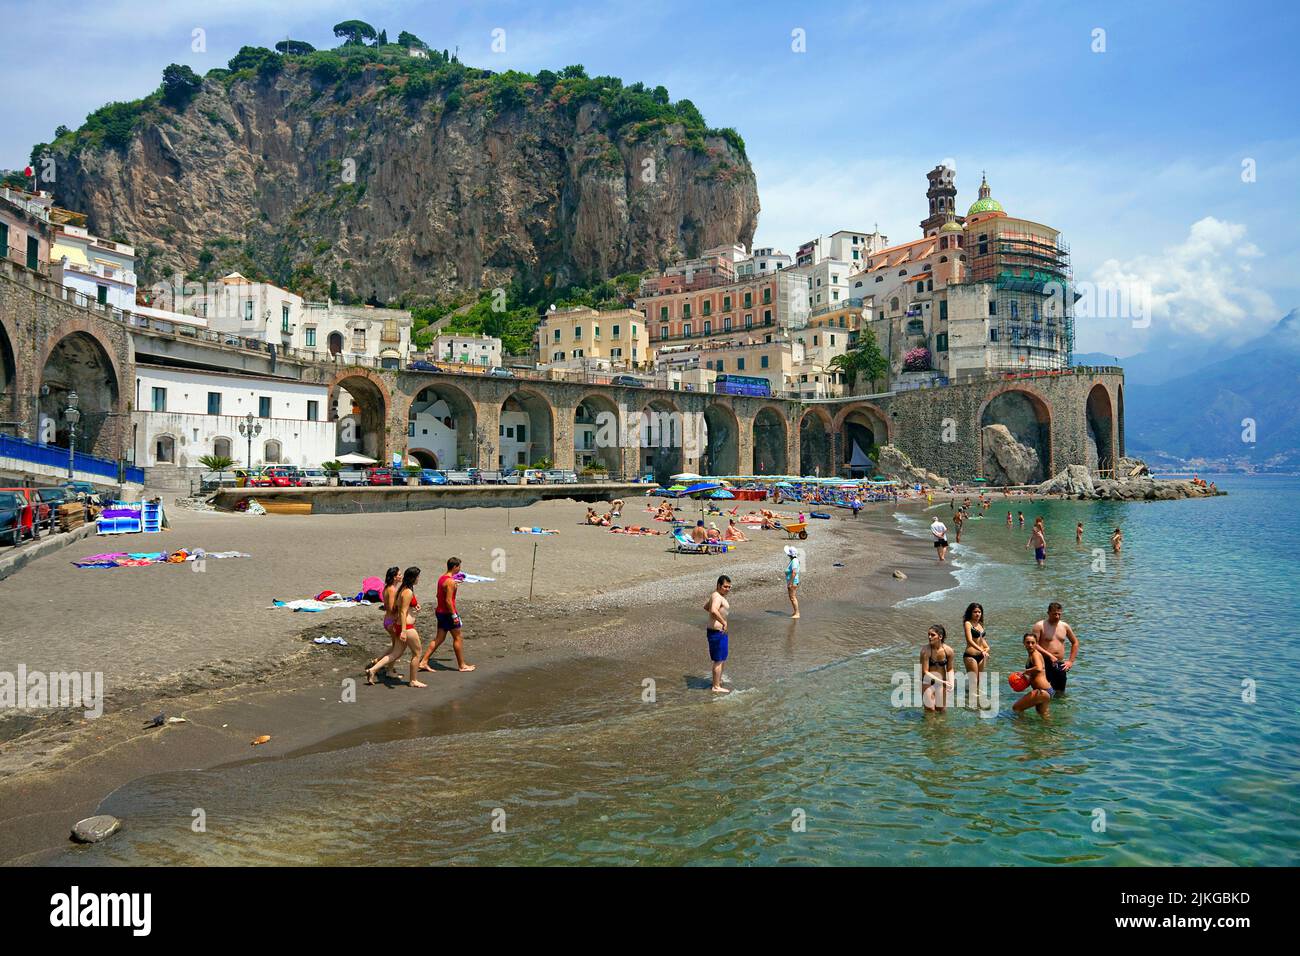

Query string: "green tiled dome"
[967, 196, 1003, 215]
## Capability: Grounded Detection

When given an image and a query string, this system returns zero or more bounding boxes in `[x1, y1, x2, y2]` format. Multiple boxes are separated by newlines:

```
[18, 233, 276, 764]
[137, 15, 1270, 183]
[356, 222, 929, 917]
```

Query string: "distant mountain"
[1122, 310, 1300, 467]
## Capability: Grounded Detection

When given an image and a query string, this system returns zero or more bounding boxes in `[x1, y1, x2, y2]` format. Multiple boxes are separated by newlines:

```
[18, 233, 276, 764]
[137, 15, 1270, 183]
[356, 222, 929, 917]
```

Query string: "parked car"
[298, 468, 329, 487]
[366, 468, 394, 486]
[476, 470, 504, 485]
[0, 487, 50, 536]
[233, 467, 270, 488]
[263, 468, 302, 487]
[418, 469, 449, 486]
[507, 469, 546, 485]
[408, 360, 442, 372]
[61, 480, 100, 501]
[611, 375, 644, 388]
[337, 469, 368, 486]
[199, 471, 240, 491]
[0, 491, 35, 546]
[487, 366, 515, 379]
[546, 469, 579, 484]
[35, 487, 73, 512]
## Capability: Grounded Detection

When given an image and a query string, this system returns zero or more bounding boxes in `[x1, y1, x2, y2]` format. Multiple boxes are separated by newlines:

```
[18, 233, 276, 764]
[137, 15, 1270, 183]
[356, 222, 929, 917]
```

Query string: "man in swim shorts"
[1031, 602, 1079, 696]
[930, 516, 949, 562]
[418, 556, 476, 673]
[1027, 519, 1047, 566]
[704, 575, 732, 694]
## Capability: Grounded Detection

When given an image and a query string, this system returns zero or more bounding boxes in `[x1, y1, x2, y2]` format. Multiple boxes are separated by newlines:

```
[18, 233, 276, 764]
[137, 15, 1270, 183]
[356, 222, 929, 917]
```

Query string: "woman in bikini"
[961, 602, 991, 706]
[368, 566, 403, 679]
[920, 625, 954, 712]
[1012, 632, 1053, 716]
[366, 566, 426, 687]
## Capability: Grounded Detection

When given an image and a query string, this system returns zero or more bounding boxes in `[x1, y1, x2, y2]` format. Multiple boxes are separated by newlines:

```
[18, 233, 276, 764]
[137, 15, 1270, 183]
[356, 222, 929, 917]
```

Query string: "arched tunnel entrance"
[702, 404, 739, 477]
[799, 408, 833, 477]
[0, 320, 16, 424]
[574, 394, 622, 476]
[839, 405, 888, 477]
[1087, 384, 1115, 475]
[408, 383, 477, 469]
[979, 389, 1052, 485]
[331, 375, 387, 462]
[640, 398, 684, 485]
[40, 331, 120, 457]
[500, 389, 554, 471]
[752, 406, 788, 475]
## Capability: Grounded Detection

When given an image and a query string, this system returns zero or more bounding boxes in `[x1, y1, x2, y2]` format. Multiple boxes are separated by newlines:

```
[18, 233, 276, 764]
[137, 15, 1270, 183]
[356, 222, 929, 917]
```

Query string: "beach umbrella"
[671, 472, 703, 482]
[682, 481, 722, 495]
[336, 452, 378, 465]
[709, 489, 734, 499]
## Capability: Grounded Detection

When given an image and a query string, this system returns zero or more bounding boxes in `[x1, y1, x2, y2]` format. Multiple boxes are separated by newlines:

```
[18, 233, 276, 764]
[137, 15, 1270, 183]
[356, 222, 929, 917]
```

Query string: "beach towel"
[454, 572, 496, 583]
[270, 598, 364, 612]
[512, 528, 559, 535]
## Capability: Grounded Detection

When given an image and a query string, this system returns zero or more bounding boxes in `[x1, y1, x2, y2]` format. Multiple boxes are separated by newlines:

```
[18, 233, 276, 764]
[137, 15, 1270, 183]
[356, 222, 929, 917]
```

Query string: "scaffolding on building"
[963, 231, 1075, 369]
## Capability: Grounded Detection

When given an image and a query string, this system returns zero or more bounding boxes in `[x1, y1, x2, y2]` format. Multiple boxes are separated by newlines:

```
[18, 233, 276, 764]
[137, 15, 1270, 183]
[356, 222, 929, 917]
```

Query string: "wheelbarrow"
[779, 520, 808, 540]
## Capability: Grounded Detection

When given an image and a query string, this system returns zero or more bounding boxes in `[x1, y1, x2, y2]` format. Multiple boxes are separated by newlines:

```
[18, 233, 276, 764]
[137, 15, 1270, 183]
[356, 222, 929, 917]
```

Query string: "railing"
[0, 432, 143, 484]
[4, 244, 48, 275]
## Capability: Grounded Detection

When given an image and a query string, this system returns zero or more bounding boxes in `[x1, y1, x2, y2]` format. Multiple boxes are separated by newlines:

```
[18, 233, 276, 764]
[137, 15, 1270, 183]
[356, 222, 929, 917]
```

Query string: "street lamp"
[238, 411, 262, 469]
[64, 390, 81, 480]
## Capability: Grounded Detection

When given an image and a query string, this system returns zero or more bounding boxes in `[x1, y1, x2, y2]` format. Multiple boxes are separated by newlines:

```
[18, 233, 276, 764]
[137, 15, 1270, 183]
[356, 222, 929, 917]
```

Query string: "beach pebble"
[71, 814, 121, 844]
[892, 570, 908, 580]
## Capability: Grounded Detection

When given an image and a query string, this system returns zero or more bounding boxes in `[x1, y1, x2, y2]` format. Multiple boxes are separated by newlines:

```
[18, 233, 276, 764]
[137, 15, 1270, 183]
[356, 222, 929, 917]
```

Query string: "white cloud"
[1087, 217, 1276, 351]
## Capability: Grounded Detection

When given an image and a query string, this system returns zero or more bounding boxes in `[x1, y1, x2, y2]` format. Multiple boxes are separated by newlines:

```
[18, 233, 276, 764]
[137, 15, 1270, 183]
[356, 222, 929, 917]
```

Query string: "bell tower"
[922, 164, 958, 237]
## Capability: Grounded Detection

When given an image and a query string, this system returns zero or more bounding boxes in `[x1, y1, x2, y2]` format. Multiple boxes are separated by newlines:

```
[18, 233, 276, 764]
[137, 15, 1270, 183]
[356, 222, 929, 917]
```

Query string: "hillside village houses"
[429, 332, 501, 369]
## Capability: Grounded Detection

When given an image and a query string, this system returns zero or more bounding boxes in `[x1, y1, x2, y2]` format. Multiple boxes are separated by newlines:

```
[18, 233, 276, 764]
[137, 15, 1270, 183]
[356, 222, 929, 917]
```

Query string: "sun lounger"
[672, 530, 731, 554]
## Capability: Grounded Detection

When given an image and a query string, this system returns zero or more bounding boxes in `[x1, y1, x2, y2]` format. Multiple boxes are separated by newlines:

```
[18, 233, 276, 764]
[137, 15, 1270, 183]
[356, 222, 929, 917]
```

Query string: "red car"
[0, 487, 50, 537]
[263, 468, 302, 487]
[366, 468, 394, 486]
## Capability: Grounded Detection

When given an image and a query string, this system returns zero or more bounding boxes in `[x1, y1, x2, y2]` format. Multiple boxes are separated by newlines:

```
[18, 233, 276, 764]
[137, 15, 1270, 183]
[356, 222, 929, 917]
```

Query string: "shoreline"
[0, 499, 951, 864]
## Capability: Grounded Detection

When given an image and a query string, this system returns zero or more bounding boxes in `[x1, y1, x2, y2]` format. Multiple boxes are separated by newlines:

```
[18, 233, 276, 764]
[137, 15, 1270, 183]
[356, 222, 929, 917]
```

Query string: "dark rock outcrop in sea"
[1037, 461, 1222, 500]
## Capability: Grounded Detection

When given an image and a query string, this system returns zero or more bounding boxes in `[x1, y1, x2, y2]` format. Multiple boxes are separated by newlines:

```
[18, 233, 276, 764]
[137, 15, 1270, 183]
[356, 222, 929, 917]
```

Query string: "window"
[213, 437, 231, 458]
[990, 328, 999, 342]
[307, 400, 319, 421]
[154, 435, 174, 463]
[737, 357, 745, 370]
[612, 324, 621, 338]
[989, 300, 997, 316]
[723, 296, 732, 311]
[660, 306, 668, 321]
[574, 326, 582, 339]
[151, 387, 167, 412]
[258, 396, 271, 418]
[702, 301, 711, 316]
[936, 332, 948, 352]
[553, 328, 561, 342]
[684, 323, 692, 337]
[553, 351, 564, 361]
[744, 292, 752, 308]
[352, 328, 365, 350]
[244, 300, 254, 321]
[927, 279, 933, 292]
[762, 310, 770, 325]
[632, 325, 637, 338]
[916, 281, 924, 293]
[660, 325, 669, 340]
[594, 325, 601, 338]
[281, 304, 290, 332]
[97, 285, 108, 305]
[1010, 301, 1019, 320]
[724, 317, 732, 331]
[890, 297, 900, 312]
[716, 358, 725, 371]
[760, 355, 769, 369]
[703, 320, 712, 335]
[264, 440, 281, 463]
[304, 327, 316, 347]
[517, 423, 526, 443]
[207, 392, 221, 415]
[939, 300, 948, 321]
[762, 288, 771, 304]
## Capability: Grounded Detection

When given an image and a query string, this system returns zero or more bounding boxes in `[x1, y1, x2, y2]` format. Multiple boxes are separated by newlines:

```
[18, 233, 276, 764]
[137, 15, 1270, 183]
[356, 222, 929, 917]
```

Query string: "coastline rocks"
[71, 815, 121, 844]
[875, 445, 950, 488]
[1037, 464, 1095, 497]
[981, 424, 1043, 486]
[892, 570, 907, 580]
[1117, 456, 1151, 478]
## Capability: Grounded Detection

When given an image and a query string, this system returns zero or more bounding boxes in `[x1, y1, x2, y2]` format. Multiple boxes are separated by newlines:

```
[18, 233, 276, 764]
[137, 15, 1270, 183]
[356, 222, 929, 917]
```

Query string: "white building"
[735, 246, 792, 277]
[174, 273, 412, 366]
[430, 333, 501, 368]
[50, 224, 136, 310]
[794, 229, 889, 268]
[790, 258, 854, 312]
[131, 364, 335, 470]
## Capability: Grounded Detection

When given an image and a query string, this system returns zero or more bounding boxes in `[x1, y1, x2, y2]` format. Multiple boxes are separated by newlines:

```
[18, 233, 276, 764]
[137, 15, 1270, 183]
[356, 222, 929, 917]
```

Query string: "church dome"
[967, 172, 1003, 215]
[939, 218, 964, 233]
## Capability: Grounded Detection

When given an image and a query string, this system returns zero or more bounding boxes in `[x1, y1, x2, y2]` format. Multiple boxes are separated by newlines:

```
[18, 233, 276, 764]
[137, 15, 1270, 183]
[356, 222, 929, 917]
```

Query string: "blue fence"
[0, 433, 143, 484]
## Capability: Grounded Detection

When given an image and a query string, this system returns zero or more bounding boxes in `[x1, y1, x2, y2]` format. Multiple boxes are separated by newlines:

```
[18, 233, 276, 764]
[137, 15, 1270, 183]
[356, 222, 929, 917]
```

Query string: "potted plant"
[198, 454, 235, 491]
[404, 464, 422, 486]
[322, 460, 343, 486]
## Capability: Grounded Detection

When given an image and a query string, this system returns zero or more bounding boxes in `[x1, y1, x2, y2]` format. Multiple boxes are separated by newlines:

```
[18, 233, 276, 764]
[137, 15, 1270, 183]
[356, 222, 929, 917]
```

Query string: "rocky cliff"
[44, 58, 759, 302]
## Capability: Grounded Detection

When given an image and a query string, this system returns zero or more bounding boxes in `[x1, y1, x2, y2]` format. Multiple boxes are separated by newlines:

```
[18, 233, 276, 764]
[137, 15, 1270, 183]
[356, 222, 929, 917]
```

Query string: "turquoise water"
[61, 476, 1300, 866]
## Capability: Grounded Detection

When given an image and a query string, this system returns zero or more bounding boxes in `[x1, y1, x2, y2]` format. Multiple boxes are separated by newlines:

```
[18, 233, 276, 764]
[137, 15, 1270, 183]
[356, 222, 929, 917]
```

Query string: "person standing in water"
[930, 515, 949, 562]
[1076, 521, 1084, 544]
[1012, 632, 1053, 717]
[367, 566, 425, 687]
[784, 546, 801, 619]
[961, 603, 991, 706]
[1027, 518, 1047, 566]
[1018, 511, 1025, 528]
[418, 556, 476, 673]
[1111, 527, 1123, 553]
[953, 507, 966, 544]
[1031, 602, 1079, 697]
[704, 575, 733, 694]
[1006, 511, 1013, 528]
[920, 625, 954, 712]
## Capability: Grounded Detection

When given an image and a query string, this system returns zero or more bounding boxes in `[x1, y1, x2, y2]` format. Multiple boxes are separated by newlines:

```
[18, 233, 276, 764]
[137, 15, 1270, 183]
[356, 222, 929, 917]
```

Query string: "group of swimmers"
[364, 558, 476, 687]
[920, 601, 1080, 717]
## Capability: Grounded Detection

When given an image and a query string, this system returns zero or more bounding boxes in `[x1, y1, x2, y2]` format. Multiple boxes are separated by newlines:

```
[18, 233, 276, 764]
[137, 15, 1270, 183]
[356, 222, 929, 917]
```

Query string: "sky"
[2, 0, 1297, 357]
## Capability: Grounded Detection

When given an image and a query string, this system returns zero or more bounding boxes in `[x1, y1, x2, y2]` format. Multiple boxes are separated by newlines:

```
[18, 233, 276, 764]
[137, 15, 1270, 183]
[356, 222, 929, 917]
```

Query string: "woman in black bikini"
[962, 602, 990, 705]
[920, 625, 954, 712]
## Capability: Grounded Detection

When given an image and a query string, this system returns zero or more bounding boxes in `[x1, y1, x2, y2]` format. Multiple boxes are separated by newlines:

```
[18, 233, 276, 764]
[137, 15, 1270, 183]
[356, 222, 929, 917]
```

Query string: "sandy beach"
[0, 492, 950, 863]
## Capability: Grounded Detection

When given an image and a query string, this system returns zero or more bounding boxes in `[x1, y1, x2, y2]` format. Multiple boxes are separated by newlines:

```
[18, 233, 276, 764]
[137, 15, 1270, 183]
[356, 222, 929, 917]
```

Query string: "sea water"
[55, 476, 1300, 866]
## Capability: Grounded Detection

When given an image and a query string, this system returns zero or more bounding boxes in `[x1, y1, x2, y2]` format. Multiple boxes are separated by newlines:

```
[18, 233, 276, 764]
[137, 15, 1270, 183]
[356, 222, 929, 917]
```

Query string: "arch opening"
[1086, 384, 1115, 475]
[979, 389, 1051, 485]
[753, 407, 788, 475]
[840, 405, 888, 477]
[408, 383, 477, 470]
[702, 404, 739, 477]
[331, 375, 387, 462]
[500, 389, 554, 472]
[0, 321, 16, 421]
[40, 331, 121, 458]
[575, 394, 622, 477]
[800, 409, 833, 477]
[1117, 384, 1125, 459]
[640, 398, 684, 485]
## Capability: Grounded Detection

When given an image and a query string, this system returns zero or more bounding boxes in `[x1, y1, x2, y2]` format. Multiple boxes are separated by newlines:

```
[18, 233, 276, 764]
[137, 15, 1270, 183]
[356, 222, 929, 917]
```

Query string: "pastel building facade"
[535, 306, 649, 370]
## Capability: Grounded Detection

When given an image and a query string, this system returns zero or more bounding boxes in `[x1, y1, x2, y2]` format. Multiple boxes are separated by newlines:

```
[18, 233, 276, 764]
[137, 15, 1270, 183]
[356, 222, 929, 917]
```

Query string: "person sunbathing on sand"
[585, 507, 602, 525]
[706, 522, 721, 543]
[724, 520, 748, 542]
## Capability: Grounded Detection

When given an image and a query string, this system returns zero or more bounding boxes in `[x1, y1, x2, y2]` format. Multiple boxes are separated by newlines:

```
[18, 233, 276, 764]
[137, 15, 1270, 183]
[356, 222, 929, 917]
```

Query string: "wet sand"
[0, 494, 951, 864]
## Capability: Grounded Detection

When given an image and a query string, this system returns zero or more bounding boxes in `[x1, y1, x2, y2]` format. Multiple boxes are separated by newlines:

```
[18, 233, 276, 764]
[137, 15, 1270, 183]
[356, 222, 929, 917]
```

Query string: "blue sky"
[2, 0, 1297, 356]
